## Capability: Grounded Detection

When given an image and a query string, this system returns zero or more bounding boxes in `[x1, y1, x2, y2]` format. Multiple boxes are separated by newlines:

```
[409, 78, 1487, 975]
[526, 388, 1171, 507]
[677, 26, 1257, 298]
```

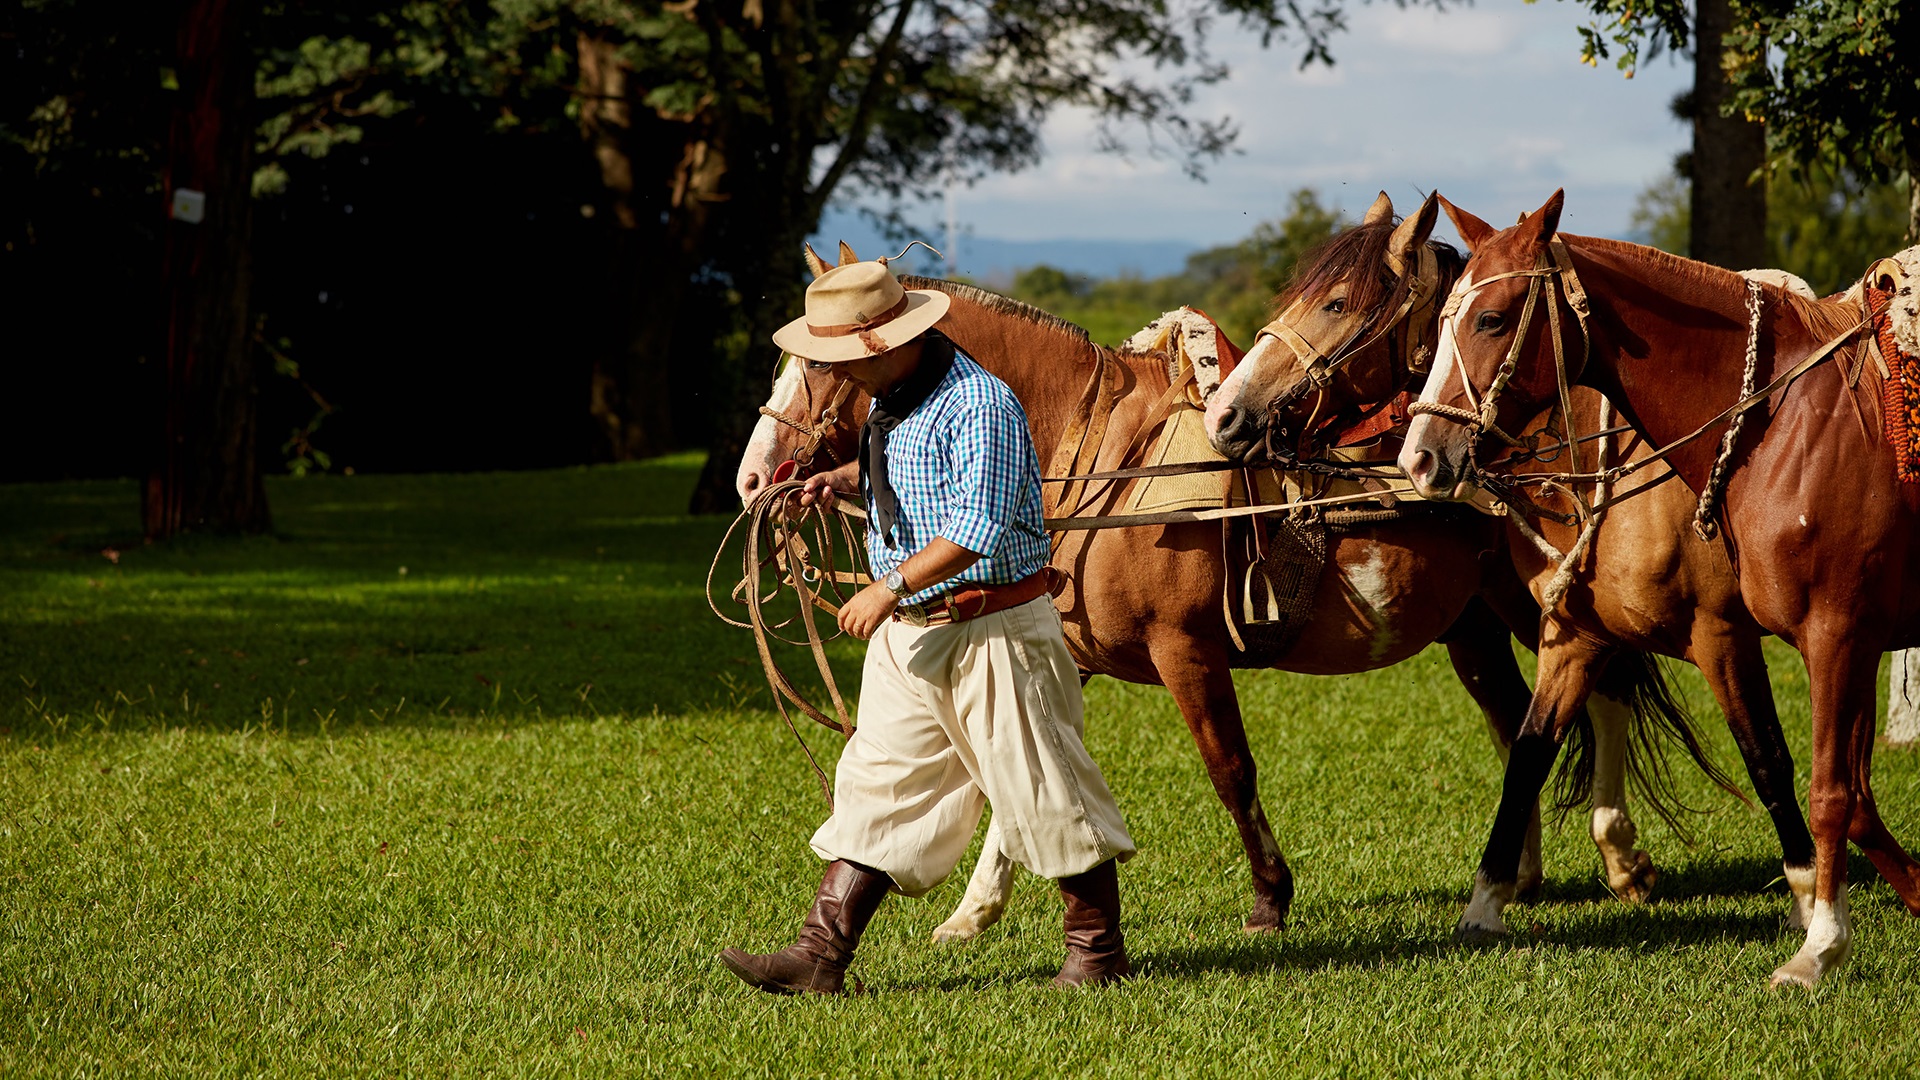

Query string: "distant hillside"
[809, 210, 1195, 282]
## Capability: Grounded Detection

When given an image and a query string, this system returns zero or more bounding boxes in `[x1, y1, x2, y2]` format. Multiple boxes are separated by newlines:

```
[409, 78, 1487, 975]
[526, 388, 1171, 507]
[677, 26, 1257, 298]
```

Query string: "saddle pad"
[1123, 405, 1231, 514]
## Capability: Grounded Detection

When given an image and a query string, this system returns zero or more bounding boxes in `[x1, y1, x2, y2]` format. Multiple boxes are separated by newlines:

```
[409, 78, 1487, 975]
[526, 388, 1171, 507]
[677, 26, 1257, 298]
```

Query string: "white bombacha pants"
[810, 596, 1135, 897]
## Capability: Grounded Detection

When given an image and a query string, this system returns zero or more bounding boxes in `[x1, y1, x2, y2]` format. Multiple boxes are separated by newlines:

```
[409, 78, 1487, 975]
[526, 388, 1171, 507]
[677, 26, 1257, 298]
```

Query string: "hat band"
[808, 295, 910, 337]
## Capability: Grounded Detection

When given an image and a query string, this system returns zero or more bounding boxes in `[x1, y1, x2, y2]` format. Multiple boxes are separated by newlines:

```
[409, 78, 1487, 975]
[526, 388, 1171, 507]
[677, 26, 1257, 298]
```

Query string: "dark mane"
[1274, 220, 1465, 327]
[899, 276, 1092, 342]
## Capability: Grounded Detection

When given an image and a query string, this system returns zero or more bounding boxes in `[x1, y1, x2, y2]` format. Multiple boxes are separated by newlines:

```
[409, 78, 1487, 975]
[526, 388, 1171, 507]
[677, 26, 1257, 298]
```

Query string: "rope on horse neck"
[1692, 280, 1764, 542]
[707, 478, 870, 807]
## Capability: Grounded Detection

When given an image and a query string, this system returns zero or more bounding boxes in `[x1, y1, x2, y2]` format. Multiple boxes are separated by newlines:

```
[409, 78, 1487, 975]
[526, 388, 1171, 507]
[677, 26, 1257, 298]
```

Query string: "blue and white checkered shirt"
[863, 349, 1050, 605]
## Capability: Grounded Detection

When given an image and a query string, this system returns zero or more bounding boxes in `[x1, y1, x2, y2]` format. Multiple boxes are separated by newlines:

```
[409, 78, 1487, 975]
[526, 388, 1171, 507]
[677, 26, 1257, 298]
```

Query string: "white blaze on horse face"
[736, 355, 806, 504]
[1399, 272, 1477, 487]
[1204, 336, 1271, 444]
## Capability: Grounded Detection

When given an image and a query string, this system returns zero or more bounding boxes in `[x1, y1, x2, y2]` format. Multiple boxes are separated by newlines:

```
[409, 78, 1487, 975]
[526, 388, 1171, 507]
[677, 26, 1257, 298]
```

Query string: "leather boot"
[1054, 858, 1130, 987]
[718, 860, 891, 995]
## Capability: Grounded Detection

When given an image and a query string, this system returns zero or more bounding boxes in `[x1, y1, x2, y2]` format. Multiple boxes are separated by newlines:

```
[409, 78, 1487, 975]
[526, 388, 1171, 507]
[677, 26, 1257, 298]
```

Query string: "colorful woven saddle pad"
[1865, 247, 1920, 484]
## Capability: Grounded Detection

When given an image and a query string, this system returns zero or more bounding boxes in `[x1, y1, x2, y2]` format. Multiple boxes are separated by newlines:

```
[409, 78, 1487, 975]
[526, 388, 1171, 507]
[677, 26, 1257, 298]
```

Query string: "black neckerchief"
[860, 334, 956, 547]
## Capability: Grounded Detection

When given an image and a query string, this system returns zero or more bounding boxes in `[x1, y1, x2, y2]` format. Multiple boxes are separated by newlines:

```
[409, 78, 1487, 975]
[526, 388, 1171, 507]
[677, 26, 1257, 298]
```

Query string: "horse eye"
[806, 359, 832, 373]
[1324, 298, 1345, 314]
[1475, 311, 1504, 333]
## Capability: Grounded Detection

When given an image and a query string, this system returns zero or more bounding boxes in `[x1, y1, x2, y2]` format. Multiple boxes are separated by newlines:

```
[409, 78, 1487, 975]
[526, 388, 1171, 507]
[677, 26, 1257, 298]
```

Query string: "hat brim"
[771, 289, 952, 363]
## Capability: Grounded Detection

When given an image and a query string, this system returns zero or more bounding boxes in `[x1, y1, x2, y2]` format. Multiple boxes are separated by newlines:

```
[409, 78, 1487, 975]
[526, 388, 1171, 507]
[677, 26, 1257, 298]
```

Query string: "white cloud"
[844, 0, 1693, 249]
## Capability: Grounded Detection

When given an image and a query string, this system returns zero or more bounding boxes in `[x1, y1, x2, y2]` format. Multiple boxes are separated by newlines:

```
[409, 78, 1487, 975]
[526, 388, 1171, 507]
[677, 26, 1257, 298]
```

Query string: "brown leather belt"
[893, 569, 1060, 628]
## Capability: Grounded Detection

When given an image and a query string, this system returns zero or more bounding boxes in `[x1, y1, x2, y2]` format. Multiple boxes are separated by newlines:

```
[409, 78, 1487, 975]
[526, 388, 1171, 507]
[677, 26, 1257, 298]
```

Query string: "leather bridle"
[760, 356, 859, 475]
[1254, 244, 1442, 456]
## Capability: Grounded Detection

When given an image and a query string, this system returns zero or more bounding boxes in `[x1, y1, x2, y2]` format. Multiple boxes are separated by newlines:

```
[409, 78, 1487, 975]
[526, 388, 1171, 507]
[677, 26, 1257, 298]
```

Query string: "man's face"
[815, 337, 922, 396]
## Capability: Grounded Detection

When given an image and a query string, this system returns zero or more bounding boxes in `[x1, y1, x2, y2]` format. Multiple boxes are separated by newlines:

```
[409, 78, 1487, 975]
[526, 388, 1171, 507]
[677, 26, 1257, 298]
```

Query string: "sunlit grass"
[4, 457, 1920, 1076]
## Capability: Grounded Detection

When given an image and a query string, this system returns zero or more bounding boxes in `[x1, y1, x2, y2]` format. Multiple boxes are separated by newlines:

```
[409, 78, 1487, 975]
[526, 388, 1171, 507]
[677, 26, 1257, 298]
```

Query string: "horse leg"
[1770, 632, 1877, 989]
[932, 813, 1017, 943]
[1694, 633, 1816, 928]
[1843, 736, 1920, 914]
[1155, 646, 1293, 932]
[1584, 690, 1657, 903]
[1457, 638, 1610, 941]
[1441, 605, 1545, 902]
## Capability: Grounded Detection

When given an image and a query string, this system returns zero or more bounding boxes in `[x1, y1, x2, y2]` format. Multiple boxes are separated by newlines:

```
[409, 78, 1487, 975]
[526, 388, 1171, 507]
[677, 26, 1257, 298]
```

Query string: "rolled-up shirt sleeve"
[937, 402, 1032, 556]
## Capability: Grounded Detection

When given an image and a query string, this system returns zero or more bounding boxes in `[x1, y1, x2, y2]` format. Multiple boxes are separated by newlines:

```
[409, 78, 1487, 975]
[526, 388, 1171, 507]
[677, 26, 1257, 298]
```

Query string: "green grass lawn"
[6, 458, 1920, 1076]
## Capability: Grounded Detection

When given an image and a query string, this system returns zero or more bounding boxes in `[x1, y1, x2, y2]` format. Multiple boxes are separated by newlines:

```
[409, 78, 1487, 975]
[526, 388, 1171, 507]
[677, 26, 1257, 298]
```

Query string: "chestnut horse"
[1207, 192, 1809, 931]
[737, 238, 1709, 942]
[1400, 189, 1919, 988]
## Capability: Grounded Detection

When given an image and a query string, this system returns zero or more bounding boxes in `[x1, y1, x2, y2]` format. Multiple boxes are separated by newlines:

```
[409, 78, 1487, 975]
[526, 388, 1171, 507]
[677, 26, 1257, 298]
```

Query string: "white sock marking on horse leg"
[1784, 863, 1816, 932]
[1249, 794, 1284, 862]
[932, 816, 1016, 944]
[1458, 870, 1514, 937]
[1585, 692, 1655, 901]
[1771, 890, 1851, 989]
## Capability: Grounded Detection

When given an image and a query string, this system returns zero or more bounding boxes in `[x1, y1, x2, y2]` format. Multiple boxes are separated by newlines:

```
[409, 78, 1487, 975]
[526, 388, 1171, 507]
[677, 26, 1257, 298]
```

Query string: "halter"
[1407, 238, 1592, 465]
[759, 356, 858, 472]
[1255, 244, 1442, 451]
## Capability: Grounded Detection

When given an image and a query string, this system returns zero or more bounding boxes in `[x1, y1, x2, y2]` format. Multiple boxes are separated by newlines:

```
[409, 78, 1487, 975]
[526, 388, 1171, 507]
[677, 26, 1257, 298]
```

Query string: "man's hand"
[798, 461, 859, 510]
[838, 582, 899, 640]
[797, 472, 837, 511]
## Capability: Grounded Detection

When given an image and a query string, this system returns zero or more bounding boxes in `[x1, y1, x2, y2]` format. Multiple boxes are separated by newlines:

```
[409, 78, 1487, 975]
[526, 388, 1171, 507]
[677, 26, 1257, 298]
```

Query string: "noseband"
[1405, 238, 1592, 463]
[759, 362, 858, 473]
[1255, 244, 1442, 454]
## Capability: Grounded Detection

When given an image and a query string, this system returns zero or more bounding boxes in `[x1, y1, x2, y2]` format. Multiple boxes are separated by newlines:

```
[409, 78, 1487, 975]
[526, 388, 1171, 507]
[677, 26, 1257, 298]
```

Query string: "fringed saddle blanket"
[1865, 247, 1920, 484]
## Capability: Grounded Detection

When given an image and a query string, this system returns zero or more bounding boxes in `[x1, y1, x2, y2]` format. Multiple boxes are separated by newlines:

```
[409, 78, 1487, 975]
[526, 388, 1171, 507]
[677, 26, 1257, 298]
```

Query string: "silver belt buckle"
[897, 601, 930, 627]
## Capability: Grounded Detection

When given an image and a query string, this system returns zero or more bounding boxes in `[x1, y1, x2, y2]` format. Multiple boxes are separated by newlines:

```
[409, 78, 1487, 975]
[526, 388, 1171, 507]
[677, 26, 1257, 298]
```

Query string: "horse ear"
[803, 242, 832, 279]
[1385, 192, 1439, 276]
[1362, 191, 1393, 226]
[1438, 194, 1496, 252]
[837, 241, 859, 266]
[1520, 189, 1565, 248]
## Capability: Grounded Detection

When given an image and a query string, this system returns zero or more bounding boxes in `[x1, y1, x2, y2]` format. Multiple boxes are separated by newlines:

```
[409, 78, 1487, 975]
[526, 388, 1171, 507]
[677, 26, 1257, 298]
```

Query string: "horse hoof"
[1451, 920, 1507, 947]
[1242, 898, 1288, 934]
[1768, 956, 1822, 990]
[1609, 851, 1658, 904]
[931, 922, 980, 944]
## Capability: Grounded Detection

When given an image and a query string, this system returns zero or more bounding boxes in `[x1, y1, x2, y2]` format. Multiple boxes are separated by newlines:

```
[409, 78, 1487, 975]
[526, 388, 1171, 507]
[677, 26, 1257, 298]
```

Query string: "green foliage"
[1727, 0, 1918, 198]
[1628, 168, 1911, 295]
[7, 461, 1920, 1071]
[1557, 0, 1690, 76]
[1005, 189, 1346, 348]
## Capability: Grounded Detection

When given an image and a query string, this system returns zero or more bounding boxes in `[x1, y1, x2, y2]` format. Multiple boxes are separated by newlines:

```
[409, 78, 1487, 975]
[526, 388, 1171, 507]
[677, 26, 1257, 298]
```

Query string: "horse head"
[1205, 191, 1450, 461]
[734, 242, 874, 504]
[1400, 189, 1581, 501]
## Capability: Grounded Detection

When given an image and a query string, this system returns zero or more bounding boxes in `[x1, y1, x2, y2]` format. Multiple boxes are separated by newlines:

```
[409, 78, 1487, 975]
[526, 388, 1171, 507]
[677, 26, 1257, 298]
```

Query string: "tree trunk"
[1687, 0, 1766, 270]
[687, 217, 811, 515]
[145, 0, 268, 538]
[1908, 149, 1919, 244]
[579, 34, 724, 462]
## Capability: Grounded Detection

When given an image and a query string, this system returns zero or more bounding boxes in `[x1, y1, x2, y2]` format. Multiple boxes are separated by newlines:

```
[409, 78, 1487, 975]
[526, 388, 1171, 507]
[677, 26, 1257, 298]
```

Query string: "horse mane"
[1565, 233, 1863, 344]
[898, 276, 1093, 342]
[1275, 220, 1466, 325]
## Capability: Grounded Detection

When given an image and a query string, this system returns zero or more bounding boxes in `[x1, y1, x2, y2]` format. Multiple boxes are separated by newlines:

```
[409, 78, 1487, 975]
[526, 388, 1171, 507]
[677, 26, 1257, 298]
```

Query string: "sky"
[818, 0, 1695, 278]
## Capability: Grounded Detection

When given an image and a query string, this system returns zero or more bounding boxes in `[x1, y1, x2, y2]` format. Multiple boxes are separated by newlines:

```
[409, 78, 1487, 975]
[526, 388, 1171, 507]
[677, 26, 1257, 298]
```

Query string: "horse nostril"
[1406, 449, 1434, 484]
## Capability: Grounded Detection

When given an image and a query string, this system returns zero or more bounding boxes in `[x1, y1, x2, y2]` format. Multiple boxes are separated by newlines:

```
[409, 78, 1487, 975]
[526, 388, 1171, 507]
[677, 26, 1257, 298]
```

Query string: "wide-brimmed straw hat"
[771, 261, 951, 363]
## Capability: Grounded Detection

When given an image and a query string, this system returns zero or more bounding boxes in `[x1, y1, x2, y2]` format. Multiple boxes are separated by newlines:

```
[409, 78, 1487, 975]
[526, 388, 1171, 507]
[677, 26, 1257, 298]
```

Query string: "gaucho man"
[720, 257, 1137, 994]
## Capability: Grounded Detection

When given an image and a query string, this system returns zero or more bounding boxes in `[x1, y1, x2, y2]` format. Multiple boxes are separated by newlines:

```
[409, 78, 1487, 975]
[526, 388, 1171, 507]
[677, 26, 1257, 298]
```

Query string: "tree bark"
[1908, 148, 1919, 244]
[579, 34, 725, 462]
[1687, 0, 1767, 270]
[145, 0, 269, 538]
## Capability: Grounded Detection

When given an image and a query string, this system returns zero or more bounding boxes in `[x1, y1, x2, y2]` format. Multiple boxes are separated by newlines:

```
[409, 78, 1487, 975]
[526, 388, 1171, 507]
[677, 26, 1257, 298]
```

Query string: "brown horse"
[736, 236, 1707, 942]
[1207, 192, 1811, 934]
[1400, 189, 1920, 988]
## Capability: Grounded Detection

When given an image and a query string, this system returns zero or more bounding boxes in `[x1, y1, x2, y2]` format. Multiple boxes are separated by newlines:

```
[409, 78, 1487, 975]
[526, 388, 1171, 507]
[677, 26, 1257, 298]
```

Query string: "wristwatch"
[883, 569, 912, 598]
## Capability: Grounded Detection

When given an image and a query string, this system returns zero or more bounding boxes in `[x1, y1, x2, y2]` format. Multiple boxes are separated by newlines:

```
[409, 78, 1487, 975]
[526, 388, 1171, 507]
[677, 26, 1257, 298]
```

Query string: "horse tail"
[1550, 650, 1747, 841]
